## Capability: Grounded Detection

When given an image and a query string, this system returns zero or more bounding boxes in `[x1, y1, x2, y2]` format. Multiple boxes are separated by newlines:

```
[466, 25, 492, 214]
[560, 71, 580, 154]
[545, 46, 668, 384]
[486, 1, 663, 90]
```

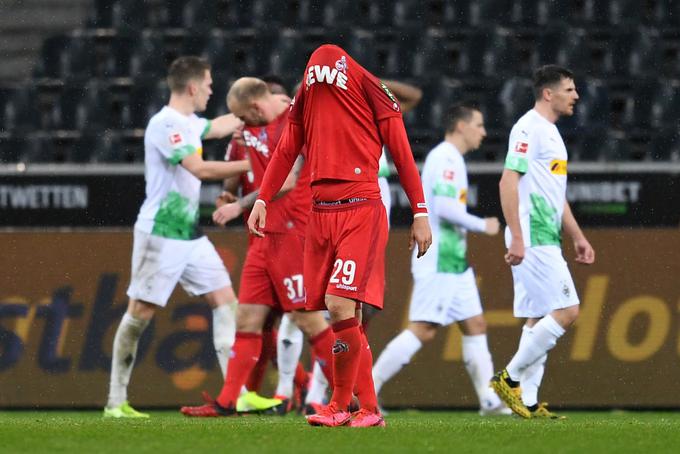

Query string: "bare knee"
[127, 299, 156, 320]
[325, 295, 357, 324]
[552, 305, 579, 328]
[458, 315, 487, 336]
[288, 310, 328, 337]
[407, 322, 438, 343]
[235, 304, 269, 333]
[203, 286, 237, 309]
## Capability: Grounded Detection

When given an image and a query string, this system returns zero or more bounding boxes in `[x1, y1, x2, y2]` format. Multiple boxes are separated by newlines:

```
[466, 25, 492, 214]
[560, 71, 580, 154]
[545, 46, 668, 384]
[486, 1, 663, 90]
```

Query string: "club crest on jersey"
[515, 141, 529, 153]
[169, 132, 183, 145]
[443, 169, 455, 180]
[306, 65, 348, 90]
[335, 55, 347, 73]
[332, 340, 350, 354]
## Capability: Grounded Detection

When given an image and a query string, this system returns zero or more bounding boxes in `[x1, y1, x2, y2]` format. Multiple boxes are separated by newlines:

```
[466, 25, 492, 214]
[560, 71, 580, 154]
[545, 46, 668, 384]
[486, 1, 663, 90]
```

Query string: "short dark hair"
[533, 65, 574, 100]
[444, 101, 481, 134]
[167, 56, 211, 93]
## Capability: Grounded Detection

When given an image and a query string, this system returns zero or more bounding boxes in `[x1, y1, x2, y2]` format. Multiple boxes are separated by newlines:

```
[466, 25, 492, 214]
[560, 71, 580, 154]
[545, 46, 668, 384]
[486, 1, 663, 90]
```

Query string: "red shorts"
[239, 232, 306, 312]
[304, 199, 388, 311]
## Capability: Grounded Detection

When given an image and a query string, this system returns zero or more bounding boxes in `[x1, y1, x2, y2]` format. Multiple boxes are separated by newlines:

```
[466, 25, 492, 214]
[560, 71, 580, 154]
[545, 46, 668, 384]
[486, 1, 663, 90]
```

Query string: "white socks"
[275, 314, 304, 398]
[462, 334, 502, 410]
[305, 360, 329, 405]
[372, 329, 423, 395]
[212, 302, 237, 379]
[107, 313, 150, 408]
[506, 315, 565, 382]
[517, 325, 547, 407]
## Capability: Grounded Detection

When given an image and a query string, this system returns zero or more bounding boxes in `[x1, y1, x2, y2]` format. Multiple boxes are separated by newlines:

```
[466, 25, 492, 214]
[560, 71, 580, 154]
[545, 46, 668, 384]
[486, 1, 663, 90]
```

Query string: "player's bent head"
[533, 65, 574, 101]
[227, 77, 273, 126]
[444, 102, 486, 152]
[167, 56, 211, 94]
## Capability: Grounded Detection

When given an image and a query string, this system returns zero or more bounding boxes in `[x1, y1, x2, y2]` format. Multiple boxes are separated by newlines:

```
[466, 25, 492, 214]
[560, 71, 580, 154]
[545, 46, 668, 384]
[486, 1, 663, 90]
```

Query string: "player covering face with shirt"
[248, 45, 432, 427]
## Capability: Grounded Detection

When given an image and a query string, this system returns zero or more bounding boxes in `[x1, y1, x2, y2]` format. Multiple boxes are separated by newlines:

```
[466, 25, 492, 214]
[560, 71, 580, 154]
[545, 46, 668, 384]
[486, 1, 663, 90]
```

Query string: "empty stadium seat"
[0, 135, 26, 163]
[498, 77, 535, 127]
[88, 0, 148, 31]
[535, 27, 590, 76]
[650, 128, 680, 161]
[49, 82, 109, 131]
[606, 28, 661, 78]
[163, 0, 218, 29]
[344, 29, 417, 78]
[507, 0, 571, 26]
[119, 79, 168, 129]
[94, 132, 144, 162]
[650, 80, 680, 129]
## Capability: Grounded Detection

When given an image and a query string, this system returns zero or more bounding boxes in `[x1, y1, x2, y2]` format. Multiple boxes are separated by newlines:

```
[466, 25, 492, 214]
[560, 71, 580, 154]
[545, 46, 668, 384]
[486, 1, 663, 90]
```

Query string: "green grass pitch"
[1, 410, 679, 453]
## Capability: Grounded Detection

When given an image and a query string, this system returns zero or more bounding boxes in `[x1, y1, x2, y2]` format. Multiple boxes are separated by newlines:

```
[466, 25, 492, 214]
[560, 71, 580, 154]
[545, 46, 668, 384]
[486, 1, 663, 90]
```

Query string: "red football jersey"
[259, 44, 427, 215]
[228, 110, 311, 234]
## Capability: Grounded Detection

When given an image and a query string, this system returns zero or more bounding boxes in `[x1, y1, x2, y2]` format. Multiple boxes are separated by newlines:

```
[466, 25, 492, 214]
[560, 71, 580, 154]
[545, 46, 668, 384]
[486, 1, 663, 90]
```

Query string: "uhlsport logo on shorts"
[332, 339, 350, 354]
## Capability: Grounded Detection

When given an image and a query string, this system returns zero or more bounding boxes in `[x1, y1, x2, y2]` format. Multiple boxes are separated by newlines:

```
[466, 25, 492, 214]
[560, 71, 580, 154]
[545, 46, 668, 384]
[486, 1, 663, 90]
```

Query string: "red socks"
[217, 332, 262, 408]
[329, 318, 362, 410]
[310, 326, 335, 388]
[354, 326, 378, 412]
[245, 328, 276, 392]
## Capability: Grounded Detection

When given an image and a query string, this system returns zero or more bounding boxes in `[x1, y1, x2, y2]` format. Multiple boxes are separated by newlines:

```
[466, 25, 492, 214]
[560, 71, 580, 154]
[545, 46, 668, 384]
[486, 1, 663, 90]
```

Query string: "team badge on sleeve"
[514, 141, 529, 153]
[169, 132, 184, 146]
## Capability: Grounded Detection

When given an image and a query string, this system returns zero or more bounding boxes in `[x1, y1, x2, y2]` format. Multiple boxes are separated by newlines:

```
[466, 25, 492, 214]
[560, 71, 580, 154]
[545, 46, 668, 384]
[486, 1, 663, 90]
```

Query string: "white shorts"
[512, 246, 579, 318]
[127, 229, 232, 307]
[378, 177, 391, 228]
[409, 267, 483, 325]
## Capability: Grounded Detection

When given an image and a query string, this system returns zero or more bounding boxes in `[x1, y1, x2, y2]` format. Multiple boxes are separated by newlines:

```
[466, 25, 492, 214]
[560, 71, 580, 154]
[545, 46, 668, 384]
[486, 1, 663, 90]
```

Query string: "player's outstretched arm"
[204, 113, 243, 140]
[181, 152, 250, 180]
[562, 202, 595, 264]
[499, 168, 524, 265]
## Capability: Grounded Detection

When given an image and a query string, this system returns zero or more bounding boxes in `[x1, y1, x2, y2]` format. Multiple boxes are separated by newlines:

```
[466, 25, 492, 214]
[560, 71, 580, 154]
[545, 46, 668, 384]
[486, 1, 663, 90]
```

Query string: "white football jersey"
[412, 141, 474, 277]
[504, 109, 568, 248]
[135, 106, 211, 240]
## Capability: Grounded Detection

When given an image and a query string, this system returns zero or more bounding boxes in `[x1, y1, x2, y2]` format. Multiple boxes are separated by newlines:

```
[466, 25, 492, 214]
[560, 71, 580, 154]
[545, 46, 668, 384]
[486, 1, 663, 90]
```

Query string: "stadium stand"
[0, 0, 678, 163]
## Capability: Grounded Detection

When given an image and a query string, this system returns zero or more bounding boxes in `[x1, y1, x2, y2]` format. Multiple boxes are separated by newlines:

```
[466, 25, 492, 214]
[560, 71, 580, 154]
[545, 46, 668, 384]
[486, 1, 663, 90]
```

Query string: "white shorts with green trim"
[512, 245, 579, 318]
[127, 228, 231, 307]
[409, 267, 483, 325]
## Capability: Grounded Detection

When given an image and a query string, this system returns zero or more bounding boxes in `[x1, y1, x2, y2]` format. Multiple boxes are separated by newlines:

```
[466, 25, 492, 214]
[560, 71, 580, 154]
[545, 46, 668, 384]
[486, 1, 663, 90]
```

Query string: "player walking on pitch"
[104, 56, 249, 418]
[491, 65, 595, 419]
[180, 77, 336, 417]
[248, 45, 432, 427]
[372, 102, 510, 416]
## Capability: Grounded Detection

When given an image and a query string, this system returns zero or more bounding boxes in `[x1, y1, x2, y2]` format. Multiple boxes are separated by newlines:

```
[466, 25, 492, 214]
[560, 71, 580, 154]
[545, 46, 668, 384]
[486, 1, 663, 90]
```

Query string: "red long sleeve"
[258, 121, 305, 204]
[378, 116, 428, 216]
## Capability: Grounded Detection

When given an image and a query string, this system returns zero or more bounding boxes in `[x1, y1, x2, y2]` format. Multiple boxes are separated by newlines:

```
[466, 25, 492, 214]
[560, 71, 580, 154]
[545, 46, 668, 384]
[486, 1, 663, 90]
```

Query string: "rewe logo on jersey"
[306, 65, 348, 90]
[242, 130, 269, 157]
